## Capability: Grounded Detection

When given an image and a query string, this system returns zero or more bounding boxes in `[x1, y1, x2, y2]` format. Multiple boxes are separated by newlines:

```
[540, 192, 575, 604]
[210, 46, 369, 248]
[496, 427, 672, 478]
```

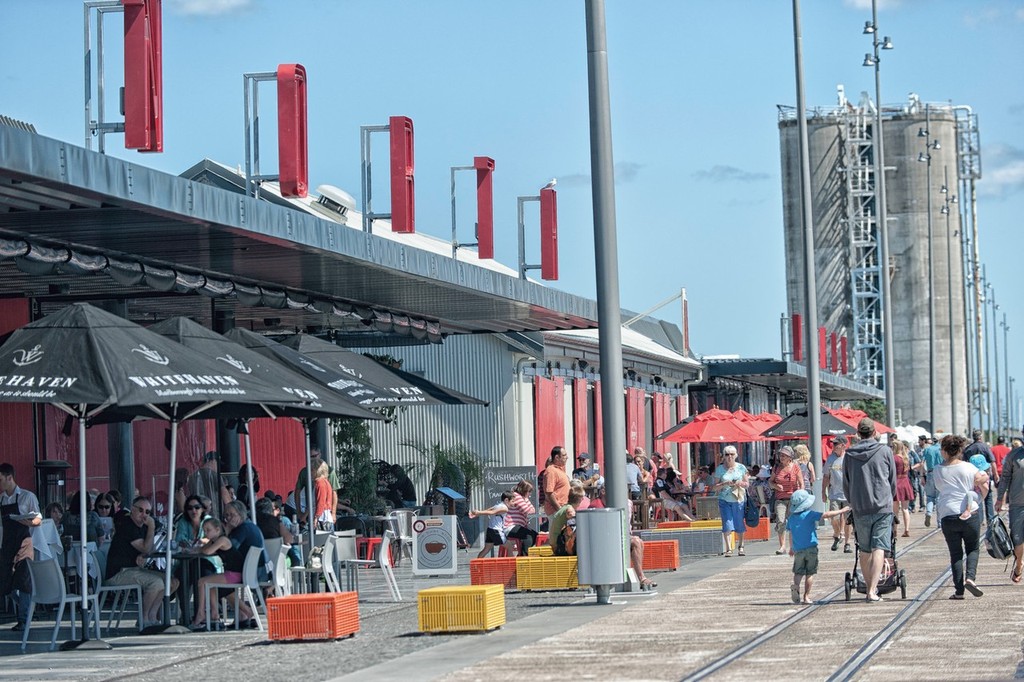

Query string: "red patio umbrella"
[829, 407, 895, 434]
[663, 408, 764, 443]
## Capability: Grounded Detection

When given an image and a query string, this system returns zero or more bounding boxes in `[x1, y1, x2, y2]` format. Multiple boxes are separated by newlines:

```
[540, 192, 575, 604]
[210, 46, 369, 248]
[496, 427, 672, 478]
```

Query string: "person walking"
[0, 463, 41, 631]
[964, 430, 998, 527]
[770, 446, 802, 555]
[713, 445, 749, 557]
[892, 440, 915, 538]
[922, 436, 943, 527]
[843, 418, 896, 603]
[822, 436, 854, 553]
[794, 444, 815, 492]
[996, 434, 1024, 584]
[934, 435, 989, 599]
[787, 489, 850, 604]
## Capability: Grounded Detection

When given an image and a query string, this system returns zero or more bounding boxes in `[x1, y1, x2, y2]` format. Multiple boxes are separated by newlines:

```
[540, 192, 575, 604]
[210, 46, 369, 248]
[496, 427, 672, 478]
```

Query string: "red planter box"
[642, 539, 680, 571]
[470, 557, 517, 590]
[267, 592, 359, 641]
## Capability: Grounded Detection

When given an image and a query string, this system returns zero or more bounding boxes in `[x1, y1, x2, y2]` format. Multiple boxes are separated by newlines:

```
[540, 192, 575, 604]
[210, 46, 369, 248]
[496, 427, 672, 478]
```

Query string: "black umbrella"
[0, 303, 307, 645]
[280, 333, 487, 406]
[147, 317, 380, 523]
[654, 414, 695, 441]
[759, 408, 857, 439]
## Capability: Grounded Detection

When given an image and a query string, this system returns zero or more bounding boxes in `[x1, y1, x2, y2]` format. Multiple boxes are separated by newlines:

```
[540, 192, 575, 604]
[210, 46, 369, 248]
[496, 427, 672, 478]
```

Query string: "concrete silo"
[778, 88, 971, 433]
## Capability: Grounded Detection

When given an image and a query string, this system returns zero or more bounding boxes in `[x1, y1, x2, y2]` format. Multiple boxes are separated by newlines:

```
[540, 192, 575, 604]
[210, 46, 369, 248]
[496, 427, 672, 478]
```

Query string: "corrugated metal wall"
[349, 334, 516, 506]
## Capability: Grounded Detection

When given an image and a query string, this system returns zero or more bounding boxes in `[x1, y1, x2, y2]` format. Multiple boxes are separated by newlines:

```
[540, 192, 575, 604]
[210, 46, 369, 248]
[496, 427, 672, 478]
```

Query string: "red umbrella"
[664, 408, 764, 443]
[829, 407, 895, 434]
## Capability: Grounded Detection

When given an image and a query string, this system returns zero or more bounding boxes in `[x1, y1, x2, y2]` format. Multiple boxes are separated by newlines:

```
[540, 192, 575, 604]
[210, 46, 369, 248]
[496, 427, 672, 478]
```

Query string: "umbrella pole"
[60, 408, 111, 650]
[304, 419, 314, 557]
[242, 421, 257, 524]
[147, 419, 190, 635]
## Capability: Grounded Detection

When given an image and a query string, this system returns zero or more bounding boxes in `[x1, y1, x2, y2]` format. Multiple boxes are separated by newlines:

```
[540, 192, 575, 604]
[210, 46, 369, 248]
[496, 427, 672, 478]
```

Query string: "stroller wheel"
[899, 569, 907, 599]
[844, 572, 852, 601]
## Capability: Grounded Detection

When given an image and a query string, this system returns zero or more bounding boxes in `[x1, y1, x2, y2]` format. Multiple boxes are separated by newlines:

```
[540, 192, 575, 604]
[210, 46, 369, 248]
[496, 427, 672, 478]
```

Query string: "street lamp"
[940, 168, 958, 434]
[863, 0, 896, 426]
[917, 106, 939, 432]
[991, 292, 1001, 439]
[1001, 314, 1010, 434]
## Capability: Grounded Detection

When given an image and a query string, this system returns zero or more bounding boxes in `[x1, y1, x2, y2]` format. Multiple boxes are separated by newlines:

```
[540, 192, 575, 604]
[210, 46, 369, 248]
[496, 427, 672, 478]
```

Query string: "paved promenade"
[3, 524, 1022, 681]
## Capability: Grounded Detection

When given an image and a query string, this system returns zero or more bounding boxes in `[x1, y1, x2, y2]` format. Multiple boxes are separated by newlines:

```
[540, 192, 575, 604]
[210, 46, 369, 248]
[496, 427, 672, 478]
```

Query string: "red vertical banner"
[539, 187, 558, 280]
[792, 313, 803, 362]
[474, 156, 495, 259]
[830, 332, 838, 373]
[276, 63, 308, 198]
[625, 387, 645, 455]
[594, 381, 604, 470]
[532, 376, 564, 473]
[572, 378, 589, 458]
[652, 392, 670, 455]
[840, 336, 849, 375]
[818, 327, 827, 370]
[389, 115, 415, 233]
[675, 396, 691, 481]
[123, 0, 163, 152]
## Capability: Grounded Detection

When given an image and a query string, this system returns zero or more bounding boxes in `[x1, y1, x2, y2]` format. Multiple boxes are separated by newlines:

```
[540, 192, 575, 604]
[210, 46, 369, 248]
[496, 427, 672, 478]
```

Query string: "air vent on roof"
[312, 184, 357, 225]
[0, 114, 37, 133]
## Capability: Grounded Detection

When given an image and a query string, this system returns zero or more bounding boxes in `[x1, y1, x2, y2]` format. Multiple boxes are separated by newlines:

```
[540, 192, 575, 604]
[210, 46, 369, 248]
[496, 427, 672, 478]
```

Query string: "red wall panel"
[593, 381, 603, 469]
[652, 392, 670, 455]
[572, 379, 589, 459]
[245, 417, 307, 498]
[675, 396, 691, 481]
[625, 387, 646, 455]
[533, 376, 564, 472]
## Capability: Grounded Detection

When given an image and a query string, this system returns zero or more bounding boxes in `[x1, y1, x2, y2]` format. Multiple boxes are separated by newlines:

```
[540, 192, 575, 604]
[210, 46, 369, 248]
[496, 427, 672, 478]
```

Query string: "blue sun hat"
[969, 454, 990, 472]
[790, 489, 814, 514]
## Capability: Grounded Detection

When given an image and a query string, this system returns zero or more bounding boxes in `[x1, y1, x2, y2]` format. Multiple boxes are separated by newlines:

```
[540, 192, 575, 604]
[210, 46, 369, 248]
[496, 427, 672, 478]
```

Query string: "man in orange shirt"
[543, 446, 571, 516]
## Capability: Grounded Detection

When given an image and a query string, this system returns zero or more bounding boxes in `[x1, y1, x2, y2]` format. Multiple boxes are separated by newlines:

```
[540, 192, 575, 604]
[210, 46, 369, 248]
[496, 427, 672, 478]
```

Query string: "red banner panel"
[652, 392, 670, 456]
[818, 327, 827, 370]
[123, 0, 163, 152]
[792, 313, 803, 362]
[626, 387, 646, 455]
[539, 187, 558, 280]
[572, 379, 589, 459]
[389, 115, 415, 233]
[675, 396, 691, 481]
[533, 376, 564, 472]
[276, 63, 308, 198]
[840, 336, 849, 375]
[474, 156, 495, 259]
[830, 332, 838, 373]
[594, 381, 603, 469]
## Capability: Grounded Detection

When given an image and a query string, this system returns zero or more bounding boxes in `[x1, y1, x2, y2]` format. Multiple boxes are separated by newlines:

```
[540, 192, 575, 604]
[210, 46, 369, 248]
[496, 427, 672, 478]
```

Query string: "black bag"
[555, 518, 577, 556]
[986, 514, 1014, 561]
[744, 495, 761, 528]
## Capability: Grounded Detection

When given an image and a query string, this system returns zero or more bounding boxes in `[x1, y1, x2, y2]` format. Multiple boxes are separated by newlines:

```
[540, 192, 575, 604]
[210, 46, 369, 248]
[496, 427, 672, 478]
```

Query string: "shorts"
[774, 498, 792, 535]
[1009, 506, 1024, 547]
[484, 528, 505, 545]
[853, 512, 893, 553]
[792, 546, 819, 576]
[719, 499, 745, 534]
[108, 567, 164, 593]
[828, 499, 851, 525]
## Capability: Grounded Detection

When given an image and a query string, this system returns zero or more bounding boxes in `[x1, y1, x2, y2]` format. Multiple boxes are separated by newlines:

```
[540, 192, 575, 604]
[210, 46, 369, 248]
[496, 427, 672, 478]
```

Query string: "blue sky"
[2, 0, 1022, 419]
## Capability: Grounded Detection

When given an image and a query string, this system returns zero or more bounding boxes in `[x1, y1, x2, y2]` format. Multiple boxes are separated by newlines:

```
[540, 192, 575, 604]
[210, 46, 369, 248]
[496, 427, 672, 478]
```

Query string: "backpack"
[744, 495, 761, 528]
[555, 518, 577, 556]
[986, 514, 1014, 561]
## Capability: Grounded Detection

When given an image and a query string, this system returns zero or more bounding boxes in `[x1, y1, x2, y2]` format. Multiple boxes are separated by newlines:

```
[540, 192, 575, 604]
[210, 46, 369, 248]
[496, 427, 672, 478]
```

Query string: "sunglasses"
[96, 504, 112, 510]
[187, 505, 203, 511]
[134, 506, 152, 515]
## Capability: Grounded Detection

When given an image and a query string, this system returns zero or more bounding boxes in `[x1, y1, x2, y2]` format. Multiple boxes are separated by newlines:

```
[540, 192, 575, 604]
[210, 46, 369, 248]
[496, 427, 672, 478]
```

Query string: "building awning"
[0, 125, 597, 338]
[704, 358, 884, 402]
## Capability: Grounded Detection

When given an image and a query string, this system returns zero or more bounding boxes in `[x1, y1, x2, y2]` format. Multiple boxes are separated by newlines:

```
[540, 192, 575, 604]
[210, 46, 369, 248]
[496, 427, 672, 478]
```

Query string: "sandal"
[640, 578, 656, 591]
[1012, 563, 1023, 584]
[964, 580, 984, 597]
[949, 593, 965, 600]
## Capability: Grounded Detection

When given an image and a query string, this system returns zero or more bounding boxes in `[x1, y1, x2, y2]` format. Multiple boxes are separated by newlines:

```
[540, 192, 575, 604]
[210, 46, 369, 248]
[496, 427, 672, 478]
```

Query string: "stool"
[497, 538, 522, 557]
[356, 537, 383, 561]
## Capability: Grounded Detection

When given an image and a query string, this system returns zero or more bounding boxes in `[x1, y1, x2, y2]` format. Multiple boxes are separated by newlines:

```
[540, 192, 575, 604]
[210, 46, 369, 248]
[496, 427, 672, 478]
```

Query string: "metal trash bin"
[576, 508, 629, 603]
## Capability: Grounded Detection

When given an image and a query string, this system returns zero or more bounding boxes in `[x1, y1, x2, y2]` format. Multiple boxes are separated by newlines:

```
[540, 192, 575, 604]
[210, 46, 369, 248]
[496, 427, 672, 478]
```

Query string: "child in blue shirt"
[787, 489, 849, 604]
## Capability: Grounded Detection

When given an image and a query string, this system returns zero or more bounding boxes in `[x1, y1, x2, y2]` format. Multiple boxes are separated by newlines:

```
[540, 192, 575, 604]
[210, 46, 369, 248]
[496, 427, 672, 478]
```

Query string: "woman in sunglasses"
[65, 490, 106, 548]
[173, 495, 221, 578]
[94, 493, 116, 542]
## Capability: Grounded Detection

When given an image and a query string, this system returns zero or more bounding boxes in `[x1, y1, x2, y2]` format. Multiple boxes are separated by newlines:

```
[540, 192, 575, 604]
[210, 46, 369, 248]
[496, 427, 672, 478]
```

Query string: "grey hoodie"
[842, 437, 897, 516]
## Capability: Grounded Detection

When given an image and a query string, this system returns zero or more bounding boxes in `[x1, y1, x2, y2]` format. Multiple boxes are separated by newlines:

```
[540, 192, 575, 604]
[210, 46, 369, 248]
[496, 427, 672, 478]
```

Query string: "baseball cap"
[578, 452, 591, 461]
[832, 435, 848, 446]
[857, 418, 875, 437]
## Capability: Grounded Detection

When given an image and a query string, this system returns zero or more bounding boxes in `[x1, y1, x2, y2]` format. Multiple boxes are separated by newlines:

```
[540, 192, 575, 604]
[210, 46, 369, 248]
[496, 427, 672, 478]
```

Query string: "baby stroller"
[843, 515, 907, 600]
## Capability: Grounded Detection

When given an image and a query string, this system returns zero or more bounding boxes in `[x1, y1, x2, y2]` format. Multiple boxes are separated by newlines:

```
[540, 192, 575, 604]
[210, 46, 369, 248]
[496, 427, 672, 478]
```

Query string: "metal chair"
[389, 509, 416, 564]
[87, 551, 143, 634]
[22, 558, 100, 652]
[344, 529, 401, 602]
[205, 546, 265, 631]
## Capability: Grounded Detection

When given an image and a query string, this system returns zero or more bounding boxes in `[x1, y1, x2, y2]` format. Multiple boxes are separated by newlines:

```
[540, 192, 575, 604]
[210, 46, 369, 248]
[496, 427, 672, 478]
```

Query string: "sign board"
[483, 466, 537, 509]
[412, 515, 458, 576]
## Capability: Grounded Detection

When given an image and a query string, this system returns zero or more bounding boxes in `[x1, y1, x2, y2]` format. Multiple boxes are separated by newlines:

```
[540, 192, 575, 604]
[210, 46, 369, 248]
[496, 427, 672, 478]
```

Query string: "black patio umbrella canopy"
[0, 303, 308, 646]
[759, 408, 857, 439]
[280, 333, 487, 406]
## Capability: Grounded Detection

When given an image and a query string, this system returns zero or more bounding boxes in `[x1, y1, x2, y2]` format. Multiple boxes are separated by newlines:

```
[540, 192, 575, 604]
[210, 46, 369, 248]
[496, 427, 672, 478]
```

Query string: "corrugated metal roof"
[0, 126, 597, 337]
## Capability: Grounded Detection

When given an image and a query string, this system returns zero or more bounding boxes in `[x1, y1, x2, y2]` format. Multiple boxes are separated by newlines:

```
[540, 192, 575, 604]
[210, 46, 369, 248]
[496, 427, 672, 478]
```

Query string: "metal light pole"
[992, 292, 1001, 439]
[940, 168, 958, 434]
[918, 105, 938, 431]
[981, 272, 992, 435]
[863, 3, 896, 426]
[1001, 314, 1010, 435]
[792, 0, 823, 494]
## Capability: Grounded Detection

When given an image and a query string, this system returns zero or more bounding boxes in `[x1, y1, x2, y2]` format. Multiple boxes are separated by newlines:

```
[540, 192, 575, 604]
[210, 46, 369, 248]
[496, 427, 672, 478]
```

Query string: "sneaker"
[844, 543, 853, 553]
[10, 622, 23, 632]
[831, 537, 841, 552]
[925, 514, 932, 528]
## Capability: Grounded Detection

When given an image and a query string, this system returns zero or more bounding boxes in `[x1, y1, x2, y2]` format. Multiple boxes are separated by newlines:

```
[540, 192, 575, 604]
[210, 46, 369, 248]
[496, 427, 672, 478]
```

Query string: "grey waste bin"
[576, 508, 629, 601]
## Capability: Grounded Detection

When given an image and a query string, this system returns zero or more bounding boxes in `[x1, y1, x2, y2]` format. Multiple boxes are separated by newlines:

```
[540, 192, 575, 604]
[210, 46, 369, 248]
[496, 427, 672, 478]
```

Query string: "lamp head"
[863, 53, 876, 67]
[863, 21, 876, 34]
[882, 36, 894, 49]
[917, 127, 929, 138]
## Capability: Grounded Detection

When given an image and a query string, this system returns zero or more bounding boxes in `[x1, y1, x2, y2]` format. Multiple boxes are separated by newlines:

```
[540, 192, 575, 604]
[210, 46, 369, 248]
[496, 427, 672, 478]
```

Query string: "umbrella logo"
[12, 345, 44, 366]
[217, 354, 252, 374]
[131, 345, 170, 366]
[335, 363, 361, 379]
[298, 358, 327, 373]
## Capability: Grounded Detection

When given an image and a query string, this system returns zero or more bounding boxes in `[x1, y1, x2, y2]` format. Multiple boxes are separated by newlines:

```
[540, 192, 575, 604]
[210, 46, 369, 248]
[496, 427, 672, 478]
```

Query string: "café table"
[148, 550, 205, 627]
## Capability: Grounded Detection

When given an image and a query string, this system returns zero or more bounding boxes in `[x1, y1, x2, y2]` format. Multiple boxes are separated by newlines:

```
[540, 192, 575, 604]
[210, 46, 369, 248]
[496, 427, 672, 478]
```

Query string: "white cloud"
[978, 143, 1024, 199]
[169, 0, 254, 17]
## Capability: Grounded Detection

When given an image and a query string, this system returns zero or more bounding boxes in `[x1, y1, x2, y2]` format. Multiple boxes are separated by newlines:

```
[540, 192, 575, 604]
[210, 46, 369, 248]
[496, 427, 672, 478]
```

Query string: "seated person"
[188, 517, 247, 630]
[173, 495, 221, 578]
[653, 468, 695, 521]
[105, 496, 178, 628]
[468, 492, 510, 559]
[255, 496, 298, 566]
[65, 491, 105, 548]
[503, 480, 539, 555]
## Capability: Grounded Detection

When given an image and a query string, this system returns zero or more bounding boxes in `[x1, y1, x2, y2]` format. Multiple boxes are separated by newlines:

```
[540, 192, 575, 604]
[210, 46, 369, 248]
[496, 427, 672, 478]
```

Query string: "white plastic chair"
[345, 529, 401, 602]
[262, 537, 283, 597]
[272, 543, 291, 597]
[205, 546, 265, 631]
[389, 510, 416, 563]
[21, 558, 100, 652]
[87, 551, 143, 634]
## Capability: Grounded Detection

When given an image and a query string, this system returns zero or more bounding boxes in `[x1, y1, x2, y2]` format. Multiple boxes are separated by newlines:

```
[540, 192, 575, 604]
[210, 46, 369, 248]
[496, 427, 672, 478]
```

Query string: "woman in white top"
[933, 434, 989, 599]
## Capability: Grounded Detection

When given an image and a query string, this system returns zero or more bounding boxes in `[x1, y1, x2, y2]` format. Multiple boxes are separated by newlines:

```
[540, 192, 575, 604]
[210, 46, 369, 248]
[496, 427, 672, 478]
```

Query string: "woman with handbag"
[714, 445, 749, 557]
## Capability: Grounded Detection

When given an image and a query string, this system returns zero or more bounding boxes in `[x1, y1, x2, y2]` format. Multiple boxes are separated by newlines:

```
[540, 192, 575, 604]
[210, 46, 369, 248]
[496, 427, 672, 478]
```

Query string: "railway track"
[681, 528, 954, 682]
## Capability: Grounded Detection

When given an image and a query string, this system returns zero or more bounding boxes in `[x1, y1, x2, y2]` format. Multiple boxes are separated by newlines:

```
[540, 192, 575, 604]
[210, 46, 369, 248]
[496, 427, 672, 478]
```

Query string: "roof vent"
[312, 184, 357, 225]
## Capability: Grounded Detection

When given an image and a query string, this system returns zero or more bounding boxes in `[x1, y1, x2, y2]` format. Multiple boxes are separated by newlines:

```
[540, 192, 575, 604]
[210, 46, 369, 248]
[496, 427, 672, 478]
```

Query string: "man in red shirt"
[993, 436, 1011, 476]
[543, 446, 571, 517]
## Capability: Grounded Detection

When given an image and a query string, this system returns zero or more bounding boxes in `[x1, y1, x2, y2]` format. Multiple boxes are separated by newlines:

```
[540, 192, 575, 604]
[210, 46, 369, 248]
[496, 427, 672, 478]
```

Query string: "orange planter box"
[743, 516, 771, 541]
[642, 539, 680, 571]
[267, 592, 359, 641]
[656, 521, 692, 530]
[470, 557, 517, 589]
